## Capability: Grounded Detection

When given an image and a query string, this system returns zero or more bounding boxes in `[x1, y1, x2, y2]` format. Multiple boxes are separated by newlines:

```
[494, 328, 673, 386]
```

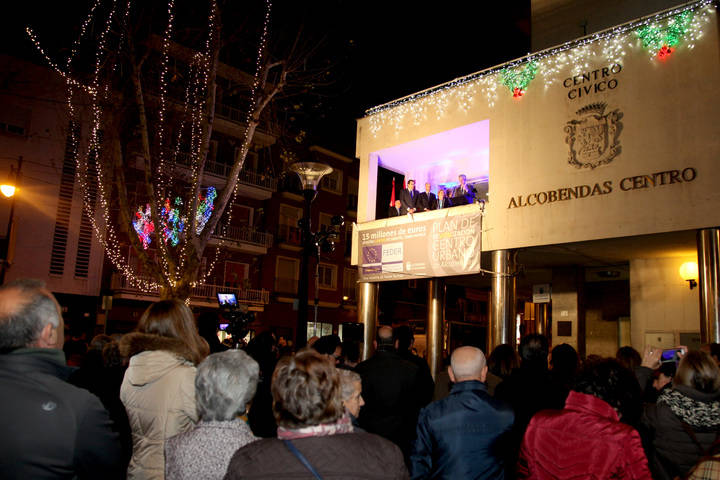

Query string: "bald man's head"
[450, 346, 487, 383]
[0, 279, 63, 350]
[376, 325, 394, 349]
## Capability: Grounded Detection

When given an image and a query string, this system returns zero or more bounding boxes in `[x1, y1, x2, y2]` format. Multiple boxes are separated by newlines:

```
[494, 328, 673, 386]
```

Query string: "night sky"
[1, 1, 531, 156]
[295, 1, 532, 155]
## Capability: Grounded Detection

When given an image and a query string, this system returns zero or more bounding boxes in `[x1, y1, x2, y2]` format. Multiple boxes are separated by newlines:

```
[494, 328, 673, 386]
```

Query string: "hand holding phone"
[661, 347, 687, 365]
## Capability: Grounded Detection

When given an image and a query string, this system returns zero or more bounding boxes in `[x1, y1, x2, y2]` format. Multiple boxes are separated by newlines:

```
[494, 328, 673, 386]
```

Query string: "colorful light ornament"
[500, 61, 538, 98]
[133, 204, 155, 249]
[160, 197, 185, 246]
[196, 186, 217, 234]
[636, 10, 695, 60]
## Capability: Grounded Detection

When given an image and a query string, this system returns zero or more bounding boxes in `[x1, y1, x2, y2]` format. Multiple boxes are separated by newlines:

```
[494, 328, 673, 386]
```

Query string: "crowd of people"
[389, 174, 478, 217]
[1, 278, 720, 479]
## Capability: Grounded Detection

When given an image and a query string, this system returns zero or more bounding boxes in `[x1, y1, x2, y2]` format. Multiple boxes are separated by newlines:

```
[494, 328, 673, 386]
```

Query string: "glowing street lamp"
[0, 184, 16, 198]
[289, 162, 334, 347]
[0, 156, 22, 284]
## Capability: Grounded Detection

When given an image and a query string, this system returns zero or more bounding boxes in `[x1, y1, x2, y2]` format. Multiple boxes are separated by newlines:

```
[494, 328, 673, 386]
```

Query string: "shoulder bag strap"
[282, 439, 323, 480]
[680, 420, 708, 455]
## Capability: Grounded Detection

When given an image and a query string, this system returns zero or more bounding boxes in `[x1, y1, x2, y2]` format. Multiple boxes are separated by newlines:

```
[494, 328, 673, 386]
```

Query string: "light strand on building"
[366, 0, 714, 136]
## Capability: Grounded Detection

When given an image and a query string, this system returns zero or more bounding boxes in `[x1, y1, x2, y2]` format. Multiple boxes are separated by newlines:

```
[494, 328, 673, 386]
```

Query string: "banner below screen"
[357, 206, 482, 281]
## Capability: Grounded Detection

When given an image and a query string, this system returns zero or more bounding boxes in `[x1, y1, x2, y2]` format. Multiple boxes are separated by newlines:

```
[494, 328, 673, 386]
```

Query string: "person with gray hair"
[224, 351, 408, 479]
[410, 346, 514, 479]
[0, 278, 124, 478]
[165, 349, 260, 479]
[338, 368, 365, 429]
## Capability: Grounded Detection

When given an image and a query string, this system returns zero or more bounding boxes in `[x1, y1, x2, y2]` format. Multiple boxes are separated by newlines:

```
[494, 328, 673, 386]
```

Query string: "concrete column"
[358, 282, 379, 360]
[489, 250, 517, 352]
[552, 267, 582, 356]
[698, 228, 720, 344]
[426, 278, 445, 381]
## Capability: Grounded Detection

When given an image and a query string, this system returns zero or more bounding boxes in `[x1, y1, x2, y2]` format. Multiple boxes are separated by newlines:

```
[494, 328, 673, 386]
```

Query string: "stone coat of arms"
[565, 102, 623, 169]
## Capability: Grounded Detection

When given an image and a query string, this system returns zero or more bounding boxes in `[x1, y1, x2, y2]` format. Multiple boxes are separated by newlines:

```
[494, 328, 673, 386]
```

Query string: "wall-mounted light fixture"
[679, 261, 698, 290]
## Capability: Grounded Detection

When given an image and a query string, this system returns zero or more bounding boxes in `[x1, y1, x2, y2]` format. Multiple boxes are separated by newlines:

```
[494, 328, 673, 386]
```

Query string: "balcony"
[277, 226, 303, 251]
[208, 225, 274, 254]
[214, 102, 277, 147]
[175, 152, 277, 200]
[110, 274, 270, 310]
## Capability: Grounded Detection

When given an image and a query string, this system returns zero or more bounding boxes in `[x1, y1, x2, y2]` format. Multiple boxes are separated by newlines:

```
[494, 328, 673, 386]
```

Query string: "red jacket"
[518, 391, 652, 479]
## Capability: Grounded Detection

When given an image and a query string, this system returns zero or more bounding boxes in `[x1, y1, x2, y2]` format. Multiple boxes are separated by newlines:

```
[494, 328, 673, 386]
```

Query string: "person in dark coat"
[416, 183, 437, 211]
[0, 279, 124, 479]
[547, 343, 579, 409]
[393, 325, 434, 406]
[399, 179, 418, 214]
[389, 200, 403, 217]
[641, 350, 720, 480]
[356, 325, 428, 460]
[224, 351, 408, 479]
[487, 343, 521, 396]
[494, 334, 558, 476]
[197, 311, 229, 354]
[410, 346, 514, 479]
[312, 334, 342, 364]
[69, 334, 132, 467]
[245, 331, 278, 438]
[451, 174, 476, 205]
[518, 358, 652, 479]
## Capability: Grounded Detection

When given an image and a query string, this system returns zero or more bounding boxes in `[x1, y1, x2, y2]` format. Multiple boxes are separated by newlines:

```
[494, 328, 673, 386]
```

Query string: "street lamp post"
[289, 162, 333, 348]
[0, 156, 22, 285]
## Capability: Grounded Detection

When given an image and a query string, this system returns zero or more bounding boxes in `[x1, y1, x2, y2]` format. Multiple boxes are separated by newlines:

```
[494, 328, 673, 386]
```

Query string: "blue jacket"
[410, 380, 514, 480]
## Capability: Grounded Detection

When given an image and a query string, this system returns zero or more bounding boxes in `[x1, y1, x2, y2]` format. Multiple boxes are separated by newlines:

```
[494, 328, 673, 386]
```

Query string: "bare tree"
[28, 0, 323, 299]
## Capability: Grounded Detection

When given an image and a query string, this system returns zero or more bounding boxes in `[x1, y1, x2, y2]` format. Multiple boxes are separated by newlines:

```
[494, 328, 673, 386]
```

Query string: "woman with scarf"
[224, 350, 408, 479]
[642, 350, 720, 480]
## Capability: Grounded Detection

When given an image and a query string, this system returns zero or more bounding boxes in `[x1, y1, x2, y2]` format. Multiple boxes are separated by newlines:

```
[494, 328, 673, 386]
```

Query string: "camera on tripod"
[217, 292, 254, 345]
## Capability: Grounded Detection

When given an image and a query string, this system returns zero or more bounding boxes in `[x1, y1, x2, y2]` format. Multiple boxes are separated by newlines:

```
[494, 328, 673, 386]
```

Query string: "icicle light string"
[366, 0, 714, 136]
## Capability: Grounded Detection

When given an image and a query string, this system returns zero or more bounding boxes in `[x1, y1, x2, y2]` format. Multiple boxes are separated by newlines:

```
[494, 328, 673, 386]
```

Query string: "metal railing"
[173, 152, 276, 190]
[110, 274, 270, 304]
[212, 225, 273, 248]
[216, 102, 245, 123]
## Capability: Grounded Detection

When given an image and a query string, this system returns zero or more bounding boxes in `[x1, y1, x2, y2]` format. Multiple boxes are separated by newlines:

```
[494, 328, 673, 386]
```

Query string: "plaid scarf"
[277, 414, 353, 440]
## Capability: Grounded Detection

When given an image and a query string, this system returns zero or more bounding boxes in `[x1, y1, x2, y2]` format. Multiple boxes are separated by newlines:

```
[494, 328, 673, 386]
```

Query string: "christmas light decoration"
[160, 197, 185, 246]
[636, 10, 695, 59]
[365, 0, 713, 136]
[195, 186, 217, 234]
[133, 204, 155, 249]
[500, 61, 538, 97]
